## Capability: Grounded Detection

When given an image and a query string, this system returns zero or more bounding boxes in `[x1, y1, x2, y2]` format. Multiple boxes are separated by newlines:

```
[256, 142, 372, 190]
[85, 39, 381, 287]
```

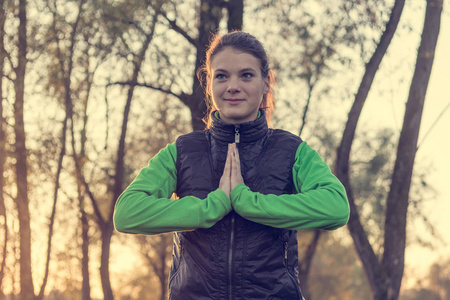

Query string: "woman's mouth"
[224, 99, 244, 105]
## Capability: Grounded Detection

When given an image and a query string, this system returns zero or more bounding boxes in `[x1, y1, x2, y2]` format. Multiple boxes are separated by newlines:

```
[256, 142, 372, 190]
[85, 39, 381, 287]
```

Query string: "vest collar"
[209, 109, 269, 143]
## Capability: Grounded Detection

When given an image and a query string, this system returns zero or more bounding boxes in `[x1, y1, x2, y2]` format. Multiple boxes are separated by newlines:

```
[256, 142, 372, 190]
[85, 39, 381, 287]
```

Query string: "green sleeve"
[230, 142, 349, 230]
[114, 142, 232, 235]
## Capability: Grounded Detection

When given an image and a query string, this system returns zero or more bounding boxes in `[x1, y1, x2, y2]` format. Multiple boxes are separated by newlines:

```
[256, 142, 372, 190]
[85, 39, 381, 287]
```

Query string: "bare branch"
[298, 79, 315, 136]
[106, 80, 188, 104]
[417, 100, 450, 150]
[160, 11, 197, 46]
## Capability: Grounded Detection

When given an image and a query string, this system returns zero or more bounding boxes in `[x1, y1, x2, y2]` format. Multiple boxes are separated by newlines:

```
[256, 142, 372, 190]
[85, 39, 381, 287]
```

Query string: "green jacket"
[114, 141, 349, 235]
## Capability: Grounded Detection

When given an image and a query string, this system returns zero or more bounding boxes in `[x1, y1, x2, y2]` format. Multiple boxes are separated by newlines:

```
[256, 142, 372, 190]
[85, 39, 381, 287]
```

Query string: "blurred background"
[0, 0, 449, 299]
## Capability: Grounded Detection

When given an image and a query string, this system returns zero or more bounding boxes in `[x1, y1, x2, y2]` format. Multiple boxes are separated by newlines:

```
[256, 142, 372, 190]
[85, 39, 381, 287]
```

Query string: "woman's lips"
[224, 99, 244, 105]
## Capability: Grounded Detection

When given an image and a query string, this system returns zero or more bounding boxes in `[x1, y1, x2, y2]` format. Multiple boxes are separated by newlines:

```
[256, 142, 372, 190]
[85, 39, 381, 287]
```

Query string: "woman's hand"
[219, 143, 244, 197]
[230, 143, 244, 189]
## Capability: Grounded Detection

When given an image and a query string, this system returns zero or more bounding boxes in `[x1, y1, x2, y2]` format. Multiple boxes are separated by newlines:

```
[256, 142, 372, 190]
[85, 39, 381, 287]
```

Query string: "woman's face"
[209, 47, 269, 124]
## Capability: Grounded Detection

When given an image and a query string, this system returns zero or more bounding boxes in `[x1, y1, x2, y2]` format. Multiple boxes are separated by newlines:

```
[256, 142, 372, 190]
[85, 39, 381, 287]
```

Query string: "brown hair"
[198, 31, 276, 128]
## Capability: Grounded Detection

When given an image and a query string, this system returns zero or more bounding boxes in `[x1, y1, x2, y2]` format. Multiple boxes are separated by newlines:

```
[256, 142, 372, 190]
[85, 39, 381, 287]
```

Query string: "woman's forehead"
[210, 48, 261, 71]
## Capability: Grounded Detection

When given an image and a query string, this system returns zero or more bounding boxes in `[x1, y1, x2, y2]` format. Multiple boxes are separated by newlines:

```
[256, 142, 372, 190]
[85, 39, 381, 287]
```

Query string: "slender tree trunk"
[159, 255, 168, 300]
[139, 233, 172, 300]
[71, 89, 91, 300]
[79, 47, 93, 300]
[0, 3, 8, 298]
[299, 81, 315, 136]
[0, 50, 7, 300]
[37, 1, 86, 298]
[79, 197, 91, 300]
[37, 115, 67, 300]
[13, 0, 35, 298]
[98, 13, 160, 300]
[99, 223, 114, 300]
[382, 1, 442, 299]
[157, 234, 171, 300]
[335, 1, 405, 298]
[298, 230, 322, 299]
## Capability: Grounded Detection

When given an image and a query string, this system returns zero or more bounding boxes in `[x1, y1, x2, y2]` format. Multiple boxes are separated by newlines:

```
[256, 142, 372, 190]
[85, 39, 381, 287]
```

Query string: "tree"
[70, 1, 165, 298]
[131, 94, 190, 298]
[307, 231, 371, 300]
[0, 1, 9, 298]
[401, 257, 450, 300]
[335, 0, 443, 298]
[118, 0, 243, 131]
[427, 259, 450, 300]
[12, 0, 35, 298]
[246, 1, 397, 294]
[37, 1, 89, 300]
[136, 233, 173, 300]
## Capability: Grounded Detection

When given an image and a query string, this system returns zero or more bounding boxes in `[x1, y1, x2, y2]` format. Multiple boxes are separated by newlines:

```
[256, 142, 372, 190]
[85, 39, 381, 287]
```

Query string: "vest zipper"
[228, 214, 236, 300]
[284, 241, 302, 299]
[285, 242, 288, 261]
[229, 126, 239, 299]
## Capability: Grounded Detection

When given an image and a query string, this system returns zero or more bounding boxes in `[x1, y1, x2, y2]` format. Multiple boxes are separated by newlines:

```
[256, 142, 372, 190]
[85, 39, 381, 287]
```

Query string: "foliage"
[306, 231, 371, 300]
[401, 257, 450, 300]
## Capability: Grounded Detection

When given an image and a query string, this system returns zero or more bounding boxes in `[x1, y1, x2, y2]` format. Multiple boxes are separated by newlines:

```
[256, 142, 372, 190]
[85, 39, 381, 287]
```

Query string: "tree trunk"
[155, 237, 170, 300]
[186, 0, 224, 131]
[98, 14, 160, 300]
[13, 0, 35, 298]
[298, 230, 322, 299]
[80, 199, 91, 300]
[227, 0, 244, 32]
[78, 56, 92, 300]
[139, 233, 172, 300]
[158, 234, 171, 300]
[99, 223, 114, 300]
[382, 0, 442, 298]
[0, 2, 8, 298]
[37, 115, 67, 300]
[71, 88, 92, 300]
[37, 1, 87, 298]
[335, 0, 405, 298]
[0, 63, 7, 300]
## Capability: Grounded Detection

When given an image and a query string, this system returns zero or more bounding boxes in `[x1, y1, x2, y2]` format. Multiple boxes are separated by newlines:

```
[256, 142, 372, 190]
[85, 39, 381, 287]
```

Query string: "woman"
[114, 31, 350, 300]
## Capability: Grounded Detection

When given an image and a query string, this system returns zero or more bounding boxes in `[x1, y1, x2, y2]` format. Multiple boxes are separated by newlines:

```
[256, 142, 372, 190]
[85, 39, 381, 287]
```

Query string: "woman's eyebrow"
[214, 68, 229, 74]
[239, 67, 257, 73]
[214, 67, 257, 73]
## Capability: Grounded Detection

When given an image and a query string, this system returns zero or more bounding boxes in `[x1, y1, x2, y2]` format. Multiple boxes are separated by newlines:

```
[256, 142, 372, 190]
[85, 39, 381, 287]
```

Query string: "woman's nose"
[227, 77, 241, 93]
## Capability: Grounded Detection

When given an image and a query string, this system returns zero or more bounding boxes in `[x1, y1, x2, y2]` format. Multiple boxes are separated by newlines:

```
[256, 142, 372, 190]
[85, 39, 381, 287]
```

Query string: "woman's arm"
[231, 142, 349, 230]
[114, 143, 232, 235]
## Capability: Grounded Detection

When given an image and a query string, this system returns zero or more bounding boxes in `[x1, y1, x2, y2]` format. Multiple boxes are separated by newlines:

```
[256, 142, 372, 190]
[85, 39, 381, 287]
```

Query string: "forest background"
[0, 0, 449, 299]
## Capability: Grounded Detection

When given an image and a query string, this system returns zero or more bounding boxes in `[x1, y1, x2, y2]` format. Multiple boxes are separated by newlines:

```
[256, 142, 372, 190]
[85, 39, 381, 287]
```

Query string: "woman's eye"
[242, 73, 253, 79]
[215, 74, 226, 79]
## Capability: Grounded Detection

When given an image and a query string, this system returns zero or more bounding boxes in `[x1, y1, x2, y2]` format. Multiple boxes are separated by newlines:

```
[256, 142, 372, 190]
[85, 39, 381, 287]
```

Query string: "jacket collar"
[209, 109, 269, 143]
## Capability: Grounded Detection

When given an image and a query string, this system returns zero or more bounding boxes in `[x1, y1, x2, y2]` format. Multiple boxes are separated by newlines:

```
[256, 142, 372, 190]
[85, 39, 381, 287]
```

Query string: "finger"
[219, 144, 232, 197]
[224, 144, 232, 174]
[233, 143, 240, 165]
[230, 143, 244, 188]
[221, 145, 232, 184]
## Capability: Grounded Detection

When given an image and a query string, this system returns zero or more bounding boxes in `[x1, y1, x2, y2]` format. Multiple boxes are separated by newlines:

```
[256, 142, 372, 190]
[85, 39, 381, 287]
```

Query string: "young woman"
[114, 31, 350, 300]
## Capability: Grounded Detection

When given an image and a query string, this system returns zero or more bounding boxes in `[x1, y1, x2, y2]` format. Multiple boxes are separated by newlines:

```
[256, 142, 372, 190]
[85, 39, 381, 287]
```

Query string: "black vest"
[169, 111, 304, 300]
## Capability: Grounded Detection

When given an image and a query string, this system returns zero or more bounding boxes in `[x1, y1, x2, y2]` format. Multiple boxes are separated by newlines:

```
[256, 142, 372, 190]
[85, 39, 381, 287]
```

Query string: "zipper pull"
[284, 242, 288, 260]
[234, 126, 240, 144]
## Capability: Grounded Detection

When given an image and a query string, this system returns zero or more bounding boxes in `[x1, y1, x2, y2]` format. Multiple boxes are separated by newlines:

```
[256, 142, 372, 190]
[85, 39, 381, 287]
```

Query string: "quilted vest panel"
[169, 126, 304, 300]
